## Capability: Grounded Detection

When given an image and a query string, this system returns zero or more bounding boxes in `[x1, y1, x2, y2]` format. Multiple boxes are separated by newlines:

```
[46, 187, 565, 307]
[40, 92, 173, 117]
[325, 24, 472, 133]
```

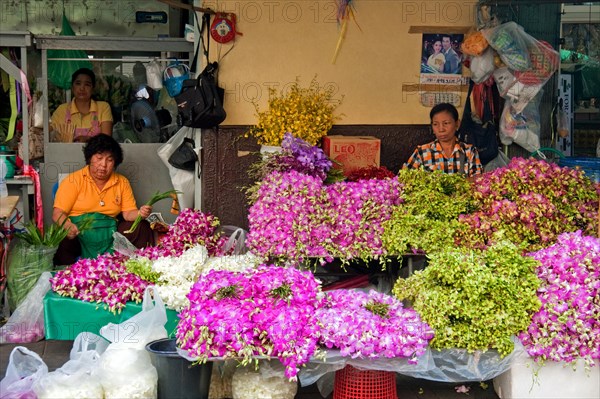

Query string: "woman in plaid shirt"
[403, 103, 483, 177]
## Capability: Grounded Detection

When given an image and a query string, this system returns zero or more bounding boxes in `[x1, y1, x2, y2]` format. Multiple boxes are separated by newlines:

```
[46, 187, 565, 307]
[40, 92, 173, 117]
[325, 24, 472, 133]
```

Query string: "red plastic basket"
[333, 365, 398, 399]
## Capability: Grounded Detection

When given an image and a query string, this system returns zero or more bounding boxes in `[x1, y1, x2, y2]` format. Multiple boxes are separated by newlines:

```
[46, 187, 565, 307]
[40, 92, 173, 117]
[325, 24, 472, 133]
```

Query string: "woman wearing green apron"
[52, 135, 154, 265]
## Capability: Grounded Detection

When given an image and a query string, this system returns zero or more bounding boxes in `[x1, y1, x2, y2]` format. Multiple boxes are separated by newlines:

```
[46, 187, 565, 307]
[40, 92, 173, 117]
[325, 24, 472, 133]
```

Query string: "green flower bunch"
[382, 169, 475, 255]
[393, 240, 541, 356]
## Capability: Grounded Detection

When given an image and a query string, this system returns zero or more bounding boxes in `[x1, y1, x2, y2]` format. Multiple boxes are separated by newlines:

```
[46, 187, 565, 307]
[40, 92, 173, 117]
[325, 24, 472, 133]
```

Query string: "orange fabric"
[53, 166, 137, 218]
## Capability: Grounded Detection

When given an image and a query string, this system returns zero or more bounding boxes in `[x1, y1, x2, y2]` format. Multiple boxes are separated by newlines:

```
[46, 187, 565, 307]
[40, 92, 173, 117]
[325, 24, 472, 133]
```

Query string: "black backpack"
[175, 62, 226, 129]
[174, 13, 226, 129]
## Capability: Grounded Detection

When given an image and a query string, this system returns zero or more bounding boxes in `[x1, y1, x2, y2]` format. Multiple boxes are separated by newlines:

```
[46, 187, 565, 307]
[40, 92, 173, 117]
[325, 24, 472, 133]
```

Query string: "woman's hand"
[66, 221, 79, 239]
[139, 205, 152, 219]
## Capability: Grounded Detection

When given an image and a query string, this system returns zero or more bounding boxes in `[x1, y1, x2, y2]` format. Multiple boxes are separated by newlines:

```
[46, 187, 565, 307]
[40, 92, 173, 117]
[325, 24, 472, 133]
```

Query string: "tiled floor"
[0, 340, 500, 398]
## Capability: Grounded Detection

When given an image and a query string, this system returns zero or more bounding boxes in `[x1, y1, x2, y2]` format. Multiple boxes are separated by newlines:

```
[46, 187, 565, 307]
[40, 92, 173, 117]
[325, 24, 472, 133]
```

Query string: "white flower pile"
[231, 361, 297, 399]
[151, 246, 262, 311]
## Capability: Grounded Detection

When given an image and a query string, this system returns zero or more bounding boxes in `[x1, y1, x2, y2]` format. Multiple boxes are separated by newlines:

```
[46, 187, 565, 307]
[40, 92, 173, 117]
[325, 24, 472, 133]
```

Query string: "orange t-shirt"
[53, 166, 137, 218]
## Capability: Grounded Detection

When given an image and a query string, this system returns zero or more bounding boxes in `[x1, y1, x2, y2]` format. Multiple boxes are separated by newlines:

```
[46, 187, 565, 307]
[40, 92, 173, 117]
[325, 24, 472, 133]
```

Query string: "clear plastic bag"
[99, 286, 168, 350]
[7, 240, 56, 311]
[483, 22, 531, 71]
[32, 333, 108, 399]
[0, 346, 48, 399]
[112, 231, 137, 257]
[220, 225, 248, 255]
[0, 272, 52, 344]
[500, 94, 542, 153]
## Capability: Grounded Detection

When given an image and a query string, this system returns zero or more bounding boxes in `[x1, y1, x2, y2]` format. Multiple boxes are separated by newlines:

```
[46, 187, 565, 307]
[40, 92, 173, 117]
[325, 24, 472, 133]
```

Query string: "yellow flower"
[246, 77, 343, 146]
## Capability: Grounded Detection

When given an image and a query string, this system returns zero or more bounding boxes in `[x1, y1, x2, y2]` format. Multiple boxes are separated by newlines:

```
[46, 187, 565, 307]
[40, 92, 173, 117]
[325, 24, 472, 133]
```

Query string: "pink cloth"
[22, 165, 43, 232]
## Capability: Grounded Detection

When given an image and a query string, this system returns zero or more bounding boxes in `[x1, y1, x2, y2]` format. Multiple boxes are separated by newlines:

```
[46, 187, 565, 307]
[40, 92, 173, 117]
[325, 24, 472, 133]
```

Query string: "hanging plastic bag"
[157, 126, 196, 210]
[500, 94, 542, 153]
[145, 59, 163, 90]
[32, 333, 108, 398]
[482, 22, 531, 71]
[99, 285, 168, 350]
[0, 346, 48, 399]
[469, 47, 495, 84]
[0, 272, 52, 344]
[47, 14, 93, 89]
[461, 30, 489, 57]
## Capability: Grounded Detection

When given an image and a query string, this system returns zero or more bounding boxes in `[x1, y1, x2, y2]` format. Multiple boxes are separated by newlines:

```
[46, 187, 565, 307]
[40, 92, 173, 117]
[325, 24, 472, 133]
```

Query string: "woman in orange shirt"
[53, 135, 153, 264]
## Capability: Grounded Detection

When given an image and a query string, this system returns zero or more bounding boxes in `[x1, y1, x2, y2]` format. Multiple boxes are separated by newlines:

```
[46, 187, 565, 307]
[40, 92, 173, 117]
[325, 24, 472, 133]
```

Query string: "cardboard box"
[322, 135, 381, 176]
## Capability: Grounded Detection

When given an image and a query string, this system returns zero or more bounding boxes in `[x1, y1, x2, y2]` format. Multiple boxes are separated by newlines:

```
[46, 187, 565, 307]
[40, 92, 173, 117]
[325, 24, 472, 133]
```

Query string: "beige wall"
[204, 0, 478, 125]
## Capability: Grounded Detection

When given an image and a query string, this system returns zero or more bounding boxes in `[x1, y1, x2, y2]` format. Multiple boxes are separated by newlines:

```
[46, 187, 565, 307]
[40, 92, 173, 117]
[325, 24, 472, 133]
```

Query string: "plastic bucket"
[0, 146, 16, 178]
[558, 157, 600, 183]
[146, 338, 213, 399]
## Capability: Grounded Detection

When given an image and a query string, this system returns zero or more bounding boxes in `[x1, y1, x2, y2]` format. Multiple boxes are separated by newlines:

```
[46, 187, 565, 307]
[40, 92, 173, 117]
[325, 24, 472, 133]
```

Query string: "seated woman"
[50, 68, 113, 142]
[53, 134, 154, 265]
[403, 103, 483, 177]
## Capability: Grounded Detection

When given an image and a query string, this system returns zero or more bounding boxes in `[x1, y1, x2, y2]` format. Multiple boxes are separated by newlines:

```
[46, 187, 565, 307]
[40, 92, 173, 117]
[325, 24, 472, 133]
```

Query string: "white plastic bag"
[0, 272, 52, 344]
[157, 126, 196, 210]
[500, 98, 542, 153]
[145, 59, 163, 90]
[112, 231, 137, 257]
[469, 47, 495, 84]
[99, 286, 168, 350]
[95, 346, 158, 399]
[0, 346, 48, 399]
[33, 333, 108, 399]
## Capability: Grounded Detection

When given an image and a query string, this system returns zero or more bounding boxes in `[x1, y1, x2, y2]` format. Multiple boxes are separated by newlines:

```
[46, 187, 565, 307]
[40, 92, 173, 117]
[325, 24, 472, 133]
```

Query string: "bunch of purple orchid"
[456, 158, 598, 251]
[51, 209, 229, 312]
[246, 170, 401, 262]
[519, 231, 600, 367]
[316, 289, 433, 361]
[176, 265, 324, 380]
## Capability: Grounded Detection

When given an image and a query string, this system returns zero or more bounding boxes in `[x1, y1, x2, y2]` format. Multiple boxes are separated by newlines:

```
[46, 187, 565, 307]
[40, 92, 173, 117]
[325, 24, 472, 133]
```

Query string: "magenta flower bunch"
[51, 253, 149, 313]
[316, 289, 433, 361]
[246, 170, 401, 262]
[176, 265, 324, 380]
[51, 209, 228, 313]
[136, 208, 228, 259]
[456, 158, 598, 251]
[519, 231, 600, 367]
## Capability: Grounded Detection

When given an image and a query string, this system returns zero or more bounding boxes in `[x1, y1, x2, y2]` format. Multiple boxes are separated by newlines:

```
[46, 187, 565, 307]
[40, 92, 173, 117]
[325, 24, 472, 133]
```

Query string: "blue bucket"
[558, 157, 600, 183]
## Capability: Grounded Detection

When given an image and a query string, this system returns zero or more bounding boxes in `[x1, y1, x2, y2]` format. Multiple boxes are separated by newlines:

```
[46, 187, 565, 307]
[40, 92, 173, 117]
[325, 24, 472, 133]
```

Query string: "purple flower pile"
[176, 265, 323, 380]
[316, 289, 433, 361]
[52, 209, 228, 312]
[520, 231, 600, 367]
[246, 170, 401, 262]
[457, 158, 598, 251]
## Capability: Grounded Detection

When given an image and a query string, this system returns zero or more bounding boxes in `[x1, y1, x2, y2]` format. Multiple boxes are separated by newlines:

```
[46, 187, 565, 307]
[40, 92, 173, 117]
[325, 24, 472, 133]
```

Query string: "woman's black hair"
[83, 134, 123, 167]
[72, 67, 96, 87]
[430, 102, 459, 122]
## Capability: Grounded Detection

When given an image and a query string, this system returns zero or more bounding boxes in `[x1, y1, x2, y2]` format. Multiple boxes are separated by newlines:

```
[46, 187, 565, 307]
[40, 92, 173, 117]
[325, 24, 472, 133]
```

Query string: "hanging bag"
[175, 12, 226, 129]
[457, 80, 499, 165]
[168, 135, 198, 171]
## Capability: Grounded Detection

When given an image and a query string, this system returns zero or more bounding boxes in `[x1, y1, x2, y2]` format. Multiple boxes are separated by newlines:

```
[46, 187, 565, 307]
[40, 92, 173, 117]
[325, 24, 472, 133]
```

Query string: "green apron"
[70, 213, 118, 259]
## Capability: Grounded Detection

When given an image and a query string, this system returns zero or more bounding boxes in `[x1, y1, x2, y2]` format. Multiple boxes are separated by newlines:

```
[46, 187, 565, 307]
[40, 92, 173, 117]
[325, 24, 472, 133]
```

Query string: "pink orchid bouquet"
[456, 158, 598, 251]
[51, 253, 149, 313]
[52, 209, 229, 312]
[246, 170, 401, 263]
[315, 289, 433, 361]
[176, 265, 324, 380]
[519, 231, 600, 368]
